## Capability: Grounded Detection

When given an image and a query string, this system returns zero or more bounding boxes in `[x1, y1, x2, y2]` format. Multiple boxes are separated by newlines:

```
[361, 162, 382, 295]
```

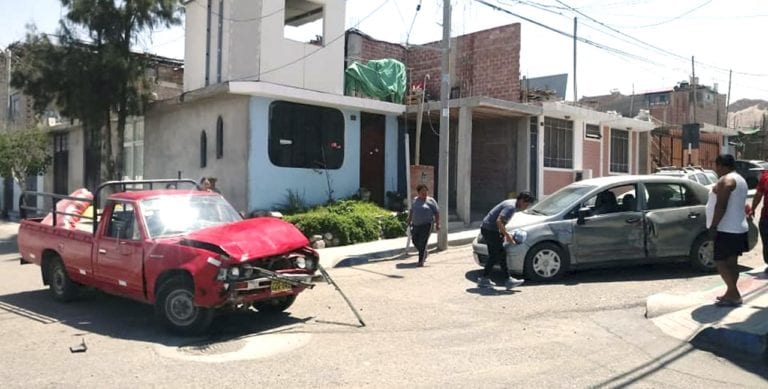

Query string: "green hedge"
[284, 200, 407, 246]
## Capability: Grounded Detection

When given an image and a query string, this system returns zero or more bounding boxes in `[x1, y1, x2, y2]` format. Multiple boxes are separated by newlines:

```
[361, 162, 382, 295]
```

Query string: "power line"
[621, 0, 714, 28]
[475, 0, 665, 67]
[550, 0, 768, 78]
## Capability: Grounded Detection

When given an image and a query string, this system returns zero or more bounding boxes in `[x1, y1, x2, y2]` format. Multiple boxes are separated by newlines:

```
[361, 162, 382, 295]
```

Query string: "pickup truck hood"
[183, 218, 309, 261]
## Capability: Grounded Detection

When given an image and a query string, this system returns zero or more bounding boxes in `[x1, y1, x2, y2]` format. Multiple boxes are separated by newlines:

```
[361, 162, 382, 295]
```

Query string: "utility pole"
[573, 17, 577, 102]
[726, 69, 732, 126]
[437, 0, 451, 250]
[691, 56, 697, 123]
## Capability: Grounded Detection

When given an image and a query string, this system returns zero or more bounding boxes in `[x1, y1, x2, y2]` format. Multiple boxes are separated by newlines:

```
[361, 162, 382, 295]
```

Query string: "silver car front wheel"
[524, 242, 568, 281]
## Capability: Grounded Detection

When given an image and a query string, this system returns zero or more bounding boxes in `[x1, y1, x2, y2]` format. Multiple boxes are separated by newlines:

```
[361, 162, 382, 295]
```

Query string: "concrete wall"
[183, 0, 208, 91]
[144, 94, 251, 211]
[227, 0, 263, 84]
[247, 96, 398, 211]
[260, 0, 345, 94]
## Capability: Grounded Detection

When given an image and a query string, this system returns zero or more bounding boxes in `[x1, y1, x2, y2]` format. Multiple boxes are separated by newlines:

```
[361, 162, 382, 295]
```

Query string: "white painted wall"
[184, 0, 344, 95]
[259, 0, 345, 94]
[183, 0, 208, 91]
[247, 96, 399, 211]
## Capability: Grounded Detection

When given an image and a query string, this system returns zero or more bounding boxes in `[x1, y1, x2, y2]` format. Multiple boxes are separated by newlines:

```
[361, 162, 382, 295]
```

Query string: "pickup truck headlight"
[228, 266, 240, 278]
[294, 257, 306, 269]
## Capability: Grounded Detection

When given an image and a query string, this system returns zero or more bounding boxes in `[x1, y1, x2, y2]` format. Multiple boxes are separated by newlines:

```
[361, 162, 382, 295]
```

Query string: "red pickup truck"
[18, 179, 319, 334]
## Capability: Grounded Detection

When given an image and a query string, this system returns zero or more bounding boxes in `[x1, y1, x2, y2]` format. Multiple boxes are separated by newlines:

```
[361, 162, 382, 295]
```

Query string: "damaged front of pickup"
[146, 217, 322, 334]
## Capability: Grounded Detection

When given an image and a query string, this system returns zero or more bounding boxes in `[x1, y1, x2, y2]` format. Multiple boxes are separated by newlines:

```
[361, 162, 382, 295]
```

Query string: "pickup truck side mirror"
[577, 207, 592, 225]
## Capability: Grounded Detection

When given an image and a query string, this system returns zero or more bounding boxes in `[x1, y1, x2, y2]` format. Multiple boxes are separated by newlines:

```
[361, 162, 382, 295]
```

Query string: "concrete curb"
[332, 235, 476, 268]
[690, 327, 768, 359]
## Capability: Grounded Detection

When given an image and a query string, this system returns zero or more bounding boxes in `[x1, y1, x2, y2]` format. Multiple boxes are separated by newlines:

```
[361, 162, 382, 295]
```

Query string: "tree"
[11, 0, 181, 190]
[0, 127, 53, 216]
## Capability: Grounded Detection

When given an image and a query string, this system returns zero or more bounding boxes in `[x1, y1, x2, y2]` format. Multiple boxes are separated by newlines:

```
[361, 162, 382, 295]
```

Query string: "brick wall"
[543, 170, 573, 195]
[583, 138, 601, 178]
[349, 24, 522, 102]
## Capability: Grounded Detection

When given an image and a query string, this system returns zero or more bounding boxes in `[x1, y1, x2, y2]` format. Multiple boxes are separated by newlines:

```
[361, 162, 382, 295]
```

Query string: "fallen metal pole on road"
[318, 264, 366, 327]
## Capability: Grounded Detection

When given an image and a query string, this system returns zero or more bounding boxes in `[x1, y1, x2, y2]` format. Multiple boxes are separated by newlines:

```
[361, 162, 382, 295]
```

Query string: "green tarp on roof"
[344, 59, 406, 104]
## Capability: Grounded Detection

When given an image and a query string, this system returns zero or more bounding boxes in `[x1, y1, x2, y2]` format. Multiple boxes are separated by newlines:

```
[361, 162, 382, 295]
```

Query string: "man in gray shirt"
[406, 184, 440, 266]
[478, 191, 535, 289]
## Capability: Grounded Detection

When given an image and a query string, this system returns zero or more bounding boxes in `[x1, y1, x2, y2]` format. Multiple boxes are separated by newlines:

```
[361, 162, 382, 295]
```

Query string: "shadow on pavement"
[395, 262, 422, 269]
[0, 288, 312, 346]
[347, 266, 405, 279]
[465, 287, 519, 296]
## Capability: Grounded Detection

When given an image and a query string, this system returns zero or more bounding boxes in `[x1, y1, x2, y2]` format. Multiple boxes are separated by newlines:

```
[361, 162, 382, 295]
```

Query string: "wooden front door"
[360, 113, 386, 206]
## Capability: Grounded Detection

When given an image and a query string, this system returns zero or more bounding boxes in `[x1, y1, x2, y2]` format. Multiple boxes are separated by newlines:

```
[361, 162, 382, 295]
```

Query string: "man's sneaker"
[477, 277, 492, 288]
[504, 277, 525, 290]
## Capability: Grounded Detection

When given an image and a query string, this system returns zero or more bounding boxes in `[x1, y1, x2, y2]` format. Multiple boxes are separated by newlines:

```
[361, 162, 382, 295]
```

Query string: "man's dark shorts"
[713, 231, 749, 261]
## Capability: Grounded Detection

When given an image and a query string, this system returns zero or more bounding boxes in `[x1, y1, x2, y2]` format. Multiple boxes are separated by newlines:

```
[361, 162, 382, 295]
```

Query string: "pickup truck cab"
[18, 179, 319, 334]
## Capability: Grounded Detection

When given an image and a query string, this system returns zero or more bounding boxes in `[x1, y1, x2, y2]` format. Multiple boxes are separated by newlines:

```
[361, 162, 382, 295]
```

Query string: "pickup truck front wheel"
[47, 257, 79, 302]
[253, 295, 296, 313]
[156, 278, 214, 335]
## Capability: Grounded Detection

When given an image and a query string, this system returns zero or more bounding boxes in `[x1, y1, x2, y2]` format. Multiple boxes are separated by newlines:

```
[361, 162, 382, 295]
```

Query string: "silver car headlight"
[294, 256, 307, 269]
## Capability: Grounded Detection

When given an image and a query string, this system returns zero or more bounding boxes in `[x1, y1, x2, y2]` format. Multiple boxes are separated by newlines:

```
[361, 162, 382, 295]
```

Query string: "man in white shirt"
[706, 154, 749, 307]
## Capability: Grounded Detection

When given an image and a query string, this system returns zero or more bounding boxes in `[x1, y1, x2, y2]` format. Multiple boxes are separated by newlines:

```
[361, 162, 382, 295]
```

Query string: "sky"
[2, 0, 768, 104]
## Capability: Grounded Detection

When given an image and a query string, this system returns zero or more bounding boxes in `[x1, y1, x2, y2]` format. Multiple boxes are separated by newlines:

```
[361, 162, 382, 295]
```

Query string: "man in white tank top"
[706, 154, 749, 306]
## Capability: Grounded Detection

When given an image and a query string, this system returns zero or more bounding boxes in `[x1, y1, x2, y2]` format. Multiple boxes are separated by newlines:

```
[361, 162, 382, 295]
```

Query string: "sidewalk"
[317, 227, 479, 268]
[646, 269, 768, 360]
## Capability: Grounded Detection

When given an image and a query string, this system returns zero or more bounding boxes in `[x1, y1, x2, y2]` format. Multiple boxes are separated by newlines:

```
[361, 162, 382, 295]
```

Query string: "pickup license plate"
[270, 280, 291, 293]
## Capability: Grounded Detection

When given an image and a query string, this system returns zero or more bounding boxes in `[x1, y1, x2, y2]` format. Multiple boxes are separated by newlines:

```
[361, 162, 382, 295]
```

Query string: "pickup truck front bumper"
[220, 272, 320, 306]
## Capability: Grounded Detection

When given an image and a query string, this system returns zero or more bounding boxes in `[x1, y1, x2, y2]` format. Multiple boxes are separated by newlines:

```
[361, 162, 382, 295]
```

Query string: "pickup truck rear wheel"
[47, 257, 79, 302]
[253, 295, 296, 313]
[156, 278, 214, 335]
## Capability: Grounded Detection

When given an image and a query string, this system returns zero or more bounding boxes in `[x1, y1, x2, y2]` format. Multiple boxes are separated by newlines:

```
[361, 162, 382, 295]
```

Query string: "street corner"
[648, 270, 768, 360]
[645, 292, 711, 319]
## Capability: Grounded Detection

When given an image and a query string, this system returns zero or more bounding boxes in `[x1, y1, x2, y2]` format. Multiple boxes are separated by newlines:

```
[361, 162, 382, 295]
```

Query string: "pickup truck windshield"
[141, 195, 241, 238]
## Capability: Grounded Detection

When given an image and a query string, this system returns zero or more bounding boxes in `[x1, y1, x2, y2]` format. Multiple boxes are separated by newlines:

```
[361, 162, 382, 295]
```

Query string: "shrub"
[284, 200, 407, 245]
[381, 213, 407, 239]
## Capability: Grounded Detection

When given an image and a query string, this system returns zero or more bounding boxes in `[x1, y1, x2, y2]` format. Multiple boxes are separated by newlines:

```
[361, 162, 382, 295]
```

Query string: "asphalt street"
[0, 222, 766, 388]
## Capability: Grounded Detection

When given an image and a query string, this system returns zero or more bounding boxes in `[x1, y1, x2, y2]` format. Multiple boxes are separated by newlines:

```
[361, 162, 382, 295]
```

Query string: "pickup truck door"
[95, 201, 145, 298]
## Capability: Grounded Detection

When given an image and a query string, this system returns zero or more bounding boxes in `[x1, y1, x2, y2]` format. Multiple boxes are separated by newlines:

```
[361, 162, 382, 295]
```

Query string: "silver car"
[472, 175, 752, 282]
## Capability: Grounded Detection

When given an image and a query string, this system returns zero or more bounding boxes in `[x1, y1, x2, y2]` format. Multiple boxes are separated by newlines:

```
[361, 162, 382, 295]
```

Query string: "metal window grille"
[585, 124, 601, 139]
[610, 128, 629, 173]
[543, 117, 573, 168]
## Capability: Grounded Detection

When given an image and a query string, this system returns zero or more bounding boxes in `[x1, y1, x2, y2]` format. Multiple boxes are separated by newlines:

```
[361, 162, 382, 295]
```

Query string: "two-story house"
[144, 0, 403, 213]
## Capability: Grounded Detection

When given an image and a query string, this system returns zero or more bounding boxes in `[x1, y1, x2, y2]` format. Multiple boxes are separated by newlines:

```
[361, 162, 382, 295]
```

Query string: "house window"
[585, 124, 601, 139]
[284, 0, 324, 45]
[200, 130, 208, 168]
[610, 128, 629, 173]
[123, 119, 144, 180]
[648, 93, 669, 106]
[216, 116, 224, 159]
[268, 101, 344, 169]
[543, 117, 573, 169]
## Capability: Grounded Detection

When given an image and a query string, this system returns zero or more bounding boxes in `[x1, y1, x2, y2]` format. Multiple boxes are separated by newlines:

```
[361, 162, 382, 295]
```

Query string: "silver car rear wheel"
[690, 234, 715, 272]
[524, 242, 568, 281]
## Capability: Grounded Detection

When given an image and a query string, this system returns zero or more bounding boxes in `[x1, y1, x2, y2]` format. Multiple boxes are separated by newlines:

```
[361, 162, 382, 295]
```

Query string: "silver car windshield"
[141, 195, 242, 238]
[529, 185, 595, 216]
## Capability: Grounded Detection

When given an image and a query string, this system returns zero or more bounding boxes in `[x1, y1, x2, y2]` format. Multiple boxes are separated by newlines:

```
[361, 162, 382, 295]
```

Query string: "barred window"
[610, 128, 629, 173]
[543, 117, 573, 168]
